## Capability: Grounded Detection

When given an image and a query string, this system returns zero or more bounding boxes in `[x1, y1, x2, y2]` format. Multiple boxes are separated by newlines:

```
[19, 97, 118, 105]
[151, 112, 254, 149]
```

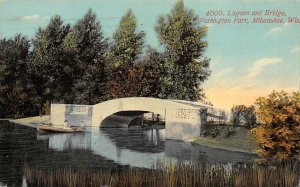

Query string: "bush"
[202, 126, 220, 138]
[251, 91, 300, 161]
[224, 127, 236, 138]
[210, 127, 219, 138]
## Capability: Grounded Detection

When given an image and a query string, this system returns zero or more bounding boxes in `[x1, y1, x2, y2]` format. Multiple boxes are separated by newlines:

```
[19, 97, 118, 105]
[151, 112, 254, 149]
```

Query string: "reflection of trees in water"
[165, 140, 257, 163]
[0, 122, 48, 186]
[0, 121, 127, 186]
[164, 140, 208, 162]
[100, 128, 165, 153]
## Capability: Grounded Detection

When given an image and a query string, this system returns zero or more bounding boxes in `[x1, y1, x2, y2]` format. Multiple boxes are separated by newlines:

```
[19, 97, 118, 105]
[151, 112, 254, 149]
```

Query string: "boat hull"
[37, 125, 84, 133]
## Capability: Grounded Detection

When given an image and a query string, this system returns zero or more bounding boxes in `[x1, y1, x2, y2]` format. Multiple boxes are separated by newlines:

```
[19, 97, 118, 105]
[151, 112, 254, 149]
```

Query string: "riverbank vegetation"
[197, 91, 299, 161]
[24, 161, 299, 187]
[251, 91, 300, 161]
[193, 125, 257, 154]
[0, 0, 210, 118]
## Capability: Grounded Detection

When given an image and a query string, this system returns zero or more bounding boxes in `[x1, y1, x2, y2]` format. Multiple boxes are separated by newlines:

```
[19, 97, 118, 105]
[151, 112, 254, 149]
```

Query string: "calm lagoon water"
[0, 121, 256, 186]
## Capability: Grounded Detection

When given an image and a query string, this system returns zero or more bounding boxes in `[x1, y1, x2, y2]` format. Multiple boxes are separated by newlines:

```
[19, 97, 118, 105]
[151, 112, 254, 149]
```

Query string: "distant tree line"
[0, 1, 211, 118]
[231, 105, 256, 128]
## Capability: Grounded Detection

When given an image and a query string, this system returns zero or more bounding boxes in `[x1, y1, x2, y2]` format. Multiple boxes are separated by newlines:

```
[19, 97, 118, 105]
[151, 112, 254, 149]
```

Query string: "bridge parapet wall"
[165, 107, 203, 140]
[51, 104, 66, 126]
[51, 104, 93, 127]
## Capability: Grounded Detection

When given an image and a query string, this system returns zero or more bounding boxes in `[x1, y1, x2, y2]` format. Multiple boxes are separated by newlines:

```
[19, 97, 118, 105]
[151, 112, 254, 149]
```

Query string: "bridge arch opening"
[99, 110, 165, 128]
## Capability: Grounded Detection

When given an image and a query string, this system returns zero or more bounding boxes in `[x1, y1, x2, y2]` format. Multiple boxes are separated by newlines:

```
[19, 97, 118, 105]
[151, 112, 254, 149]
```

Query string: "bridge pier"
[165, 107, 203, 140]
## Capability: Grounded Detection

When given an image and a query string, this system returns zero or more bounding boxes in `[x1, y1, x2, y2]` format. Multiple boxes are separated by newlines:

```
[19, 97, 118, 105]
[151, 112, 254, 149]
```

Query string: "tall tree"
[63, 9, 108, 104]
[0, 35, 38, 118]
[127, 48, 168, 98]
[106, 9, 145, 98]
[30, 15, 71, 113]
[155, 0, 210, 101]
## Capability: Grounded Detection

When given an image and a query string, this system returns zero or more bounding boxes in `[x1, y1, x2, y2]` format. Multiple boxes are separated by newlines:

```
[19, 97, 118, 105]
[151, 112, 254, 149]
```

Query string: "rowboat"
[37, 125, 85, 133]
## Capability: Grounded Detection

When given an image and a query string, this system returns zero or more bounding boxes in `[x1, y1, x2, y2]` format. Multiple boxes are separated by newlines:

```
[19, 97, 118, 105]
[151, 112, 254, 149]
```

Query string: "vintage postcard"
[0, 0, 299, 186]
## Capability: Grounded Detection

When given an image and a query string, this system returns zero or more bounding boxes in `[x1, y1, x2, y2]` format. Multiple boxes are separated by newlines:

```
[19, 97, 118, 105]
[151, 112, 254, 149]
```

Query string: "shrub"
[210, 127, 219, 138]
[251, 91, 300, 161]
[224, 127, 236, 138]
[202, 126, 220, 138]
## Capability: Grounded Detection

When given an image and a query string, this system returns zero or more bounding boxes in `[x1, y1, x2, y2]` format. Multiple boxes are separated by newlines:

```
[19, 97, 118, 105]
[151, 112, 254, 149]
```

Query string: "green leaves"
[68, 9, 108, 105]
[0, 35, 39, 118]
[111, 9, 145, 66]
[155, 0, 210, 101]
[106, 9, 145, 98]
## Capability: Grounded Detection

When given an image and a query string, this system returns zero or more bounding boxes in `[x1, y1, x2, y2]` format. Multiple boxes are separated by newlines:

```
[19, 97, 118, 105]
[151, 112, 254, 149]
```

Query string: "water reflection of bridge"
[37, 129, 256, 168]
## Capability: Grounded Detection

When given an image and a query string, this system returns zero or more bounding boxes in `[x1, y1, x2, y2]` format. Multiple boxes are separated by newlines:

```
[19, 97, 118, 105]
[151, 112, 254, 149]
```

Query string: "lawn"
[191, 125, 258, 154]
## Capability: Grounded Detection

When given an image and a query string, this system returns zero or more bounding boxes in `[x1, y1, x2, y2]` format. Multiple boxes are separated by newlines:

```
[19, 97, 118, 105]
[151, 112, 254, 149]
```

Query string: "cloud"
[9, 15, 49, 22]
[22, 15, 40, 21]
[203, 57, 292, 110]
[210, 58, 221, 68]
[215, 68, 234, 78]
[264, 23, 289, 37]
[290, 45, 300, 54]
[245, 57, 281, 79]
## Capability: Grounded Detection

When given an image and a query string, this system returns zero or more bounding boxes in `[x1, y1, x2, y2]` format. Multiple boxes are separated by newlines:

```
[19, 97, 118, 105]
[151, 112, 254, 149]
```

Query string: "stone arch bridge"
[50, 97, 214, 140]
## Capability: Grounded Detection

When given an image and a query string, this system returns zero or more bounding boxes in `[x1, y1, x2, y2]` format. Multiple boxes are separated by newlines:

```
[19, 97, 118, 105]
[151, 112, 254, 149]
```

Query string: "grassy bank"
[24, 161, 299, 187]
[191, 126, 257, 154]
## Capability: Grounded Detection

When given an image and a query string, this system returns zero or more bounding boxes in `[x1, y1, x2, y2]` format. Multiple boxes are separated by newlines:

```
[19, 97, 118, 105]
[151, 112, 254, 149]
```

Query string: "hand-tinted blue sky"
[1, 0, 299, 109]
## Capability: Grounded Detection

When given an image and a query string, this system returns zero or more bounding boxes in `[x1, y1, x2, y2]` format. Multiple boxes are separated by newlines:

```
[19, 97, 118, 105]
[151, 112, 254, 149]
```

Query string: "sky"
[0, 0, 299, 110]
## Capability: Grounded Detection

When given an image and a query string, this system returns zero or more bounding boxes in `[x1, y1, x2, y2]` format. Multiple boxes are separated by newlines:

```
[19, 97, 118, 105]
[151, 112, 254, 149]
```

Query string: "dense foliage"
[155, 0, 210, 101]
[65, 9, 108, 104]
[30, 15, 71, 113]
[251, 91, 300, 161]
[231, 105, 256, 128]
[106, 9, 145, 98]
[0, 35, 38, 118]
[0, 1, 210, 118]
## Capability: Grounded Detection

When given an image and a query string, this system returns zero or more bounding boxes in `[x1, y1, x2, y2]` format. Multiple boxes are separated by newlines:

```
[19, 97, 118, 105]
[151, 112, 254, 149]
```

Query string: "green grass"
[192, 126, 258, 154]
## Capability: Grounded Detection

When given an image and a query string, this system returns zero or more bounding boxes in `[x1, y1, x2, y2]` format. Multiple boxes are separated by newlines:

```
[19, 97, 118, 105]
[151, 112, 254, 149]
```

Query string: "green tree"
[231, 105, 256, 128]
[30, 15, 71, 113]
[251, 91, 300, 161]
[155, 0, 210, 101]
[106, 9, 145, 98]
[64, 9, 108, 104]
[137, 48, 168, 98]
[114, 48, 168, 98]
[0, 35, 38, 118]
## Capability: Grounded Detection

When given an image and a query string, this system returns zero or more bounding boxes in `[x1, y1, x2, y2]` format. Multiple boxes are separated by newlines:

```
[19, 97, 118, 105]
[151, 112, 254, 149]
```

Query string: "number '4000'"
[205, 11, 224, 16]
